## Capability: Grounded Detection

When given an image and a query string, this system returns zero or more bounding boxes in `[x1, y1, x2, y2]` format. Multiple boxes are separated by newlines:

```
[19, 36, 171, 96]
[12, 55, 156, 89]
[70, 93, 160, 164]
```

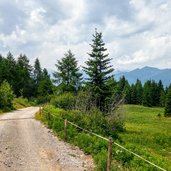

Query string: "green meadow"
[118, 105, 171, 170]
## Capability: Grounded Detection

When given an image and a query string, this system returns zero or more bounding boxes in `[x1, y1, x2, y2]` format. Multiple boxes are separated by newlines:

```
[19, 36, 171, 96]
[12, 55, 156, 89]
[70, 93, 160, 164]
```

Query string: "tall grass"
[36, 105, 171, 170]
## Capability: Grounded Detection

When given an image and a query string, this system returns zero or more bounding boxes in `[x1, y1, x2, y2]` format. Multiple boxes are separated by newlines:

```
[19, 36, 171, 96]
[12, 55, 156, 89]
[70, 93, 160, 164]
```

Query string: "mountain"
[115, 66, 171, 87]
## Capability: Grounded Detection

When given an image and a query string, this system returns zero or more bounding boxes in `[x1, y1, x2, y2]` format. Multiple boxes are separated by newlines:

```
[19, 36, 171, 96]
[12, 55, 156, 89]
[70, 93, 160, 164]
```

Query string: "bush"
[0, 80, 15, 111]
[37, 105, 126, 170]
[94, 149, 108, 171]
[12, 97, 31, 109]
[75, 91, 93, 111]
[51, 92, 76, 110]
[36, 95, 51, 104]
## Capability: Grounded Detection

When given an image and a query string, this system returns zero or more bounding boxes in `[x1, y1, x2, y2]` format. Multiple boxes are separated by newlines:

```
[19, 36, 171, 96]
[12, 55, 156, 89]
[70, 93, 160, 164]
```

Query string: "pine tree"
[158, 80, 165, 107]
[135, 79, 143, 104]
[33, 58, 42, 83]
[53, 50, 82, 93]
[130, 84, 137, 104]
[164, 85, 171, 117]
[116, 76, 127, 96]
[16, 54, 33, 97]
[6, 52, 18, 95]
[83, 30, 114, 111]
[38, 68, 53, 96]
[151, 80, 159, 106]
[143, 80, 152, 107]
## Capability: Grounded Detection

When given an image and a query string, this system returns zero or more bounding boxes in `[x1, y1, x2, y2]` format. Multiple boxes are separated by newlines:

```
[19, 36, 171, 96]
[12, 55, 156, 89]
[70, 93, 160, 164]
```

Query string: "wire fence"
[41, 107, 167, 171]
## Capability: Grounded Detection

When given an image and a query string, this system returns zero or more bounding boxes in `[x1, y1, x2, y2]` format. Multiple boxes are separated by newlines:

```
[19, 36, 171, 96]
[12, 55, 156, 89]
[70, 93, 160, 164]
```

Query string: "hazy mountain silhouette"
[115, 66, 171, 87]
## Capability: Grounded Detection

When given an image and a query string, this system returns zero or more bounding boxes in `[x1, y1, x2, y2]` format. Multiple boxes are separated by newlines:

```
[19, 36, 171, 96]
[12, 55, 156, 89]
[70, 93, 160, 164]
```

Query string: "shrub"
[38, 105, 126, 170]
[51, 92, 76, 110]
[75, 91, 93, 111]
[94, 149, 108, 171]
[12, 97, 31, 109]
[36, 95, 51, 104]
[0, 80, 15, 111]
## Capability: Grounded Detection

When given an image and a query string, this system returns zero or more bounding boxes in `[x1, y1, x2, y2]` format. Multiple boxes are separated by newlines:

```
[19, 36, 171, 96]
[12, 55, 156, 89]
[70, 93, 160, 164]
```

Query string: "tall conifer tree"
[83, 29, 114, 111]
[53, 50, 82, 93]
[164, 85, 171, 117]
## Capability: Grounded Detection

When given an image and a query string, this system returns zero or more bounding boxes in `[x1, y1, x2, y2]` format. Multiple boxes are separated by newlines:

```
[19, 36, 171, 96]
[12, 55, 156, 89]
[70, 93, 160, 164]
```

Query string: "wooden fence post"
[107, 137, 113, 171]
[64, 119, 67, 141]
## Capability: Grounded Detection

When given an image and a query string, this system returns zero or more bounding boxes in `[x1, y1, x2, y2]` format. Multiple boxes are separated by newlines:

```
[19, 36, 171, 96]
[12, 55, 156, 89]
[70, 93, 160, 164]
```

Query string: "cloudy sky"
[0, 0, 171, 71]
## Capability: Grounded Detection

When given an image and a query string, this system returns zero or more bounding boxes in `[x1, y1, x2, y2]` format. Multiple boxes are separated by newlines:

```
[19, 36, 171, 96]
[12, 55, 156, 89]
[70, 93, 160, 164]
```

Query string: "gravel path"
[0, 107, 94, 171]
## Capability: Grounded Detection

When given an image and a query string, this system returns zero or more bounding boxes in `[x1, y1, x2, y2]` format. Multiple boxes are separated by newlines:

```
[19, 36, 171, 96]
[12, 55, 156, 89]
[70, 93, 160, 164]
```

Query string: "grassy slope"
[12, 97, 32, 109]
[119, 105, 171, 169]
[0, 97, 32, 115]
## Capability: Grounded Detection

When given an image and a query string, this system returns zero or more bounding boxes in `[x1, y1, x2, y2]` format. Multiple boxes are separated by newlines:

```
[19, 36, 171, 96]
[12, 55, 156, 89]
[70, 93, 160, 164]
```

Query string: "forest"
[0, 31, 171, 116]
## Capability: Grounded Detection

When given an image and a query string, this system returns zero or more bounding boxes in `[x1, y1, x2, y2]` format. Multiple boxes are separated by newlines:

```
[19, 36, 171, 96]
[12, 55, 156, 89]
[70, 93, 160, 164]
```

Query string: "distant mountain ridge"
[115, 66, 171, 87]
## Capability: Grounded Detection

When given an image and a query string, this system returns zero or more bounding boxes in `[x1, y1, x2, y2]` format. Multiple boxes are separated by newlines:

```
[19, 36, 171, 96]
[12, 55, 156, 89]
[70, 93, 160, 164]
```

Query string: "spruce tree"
[83, 30, 114, 111]
[16, 54, 33, 97]
[53, 50, 82, 93]
[164, 85, 171, 117]
[34, 58, 42, 83]
[158, 80, 165, 107]
[38, 68, 53, 96]
[143, 80, 152, 107]
[6, 52, 17, 95]
[135, 79, 143, 104]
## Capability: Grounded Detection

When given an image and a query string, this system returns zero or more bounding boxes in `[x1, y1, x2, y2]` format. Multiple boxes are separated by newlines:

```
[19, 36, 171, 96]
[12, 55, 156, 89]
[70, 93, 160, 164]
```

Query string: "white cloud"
[0, 0, 171, 71]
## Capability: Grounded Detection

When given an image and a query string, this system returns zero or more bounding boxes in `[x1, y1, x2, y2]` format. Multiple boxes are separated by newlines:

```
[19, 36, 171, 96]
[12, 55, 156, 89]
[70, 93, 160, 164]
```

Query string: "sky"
[0, 0, 171, 71]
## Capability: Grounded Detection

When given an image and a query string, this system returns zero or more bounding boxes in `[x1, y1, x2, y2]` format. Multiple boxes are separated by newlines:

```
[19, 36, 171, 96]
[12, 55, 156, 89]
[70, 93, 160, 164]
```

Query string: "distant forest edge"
[1, 51, 171, 115]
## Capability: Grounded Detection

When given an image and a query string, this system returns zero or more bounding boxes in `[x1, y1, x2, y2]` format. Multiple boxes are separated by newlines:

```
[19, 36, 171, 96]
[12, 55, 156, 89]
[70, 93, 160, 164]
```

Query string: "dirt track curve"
[0, 107, 94, 171]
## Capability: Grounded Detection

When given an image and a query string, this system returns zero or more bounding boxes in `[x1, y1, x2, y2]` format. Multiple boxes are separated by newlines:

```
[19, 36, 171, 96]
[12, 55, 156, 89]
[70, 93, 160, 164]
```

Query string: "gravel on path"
[0, 107, 94, 171]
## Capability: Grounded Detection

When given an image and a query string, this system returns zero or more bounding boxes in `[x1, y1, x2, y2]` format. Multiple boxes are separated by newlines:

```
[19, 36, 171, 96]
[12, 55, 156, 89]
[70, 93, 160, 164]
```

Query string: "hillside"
[115, 66, 171, 86]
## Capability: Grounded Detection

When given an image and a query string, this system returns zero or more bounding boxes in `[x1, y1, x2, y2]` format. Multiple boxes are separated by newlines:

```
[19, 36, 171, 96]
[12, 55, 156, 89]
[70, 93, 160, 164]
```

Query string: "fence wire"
[42, 109, 167, 171]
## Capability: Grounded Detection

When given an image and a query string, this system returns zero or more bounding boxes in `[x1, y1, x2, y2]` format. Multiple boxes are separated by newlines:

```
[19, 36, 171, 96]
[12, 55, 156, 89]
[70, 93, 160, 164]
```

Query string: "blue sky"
[0, 0, 171, 71]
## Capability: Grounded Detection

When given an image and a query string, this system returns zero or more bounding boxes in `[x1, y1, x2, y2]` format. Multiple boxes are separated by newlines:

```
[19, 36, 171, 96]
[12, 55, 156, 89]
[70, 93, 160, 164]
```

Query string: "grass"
[12, 97, 32, 109]
[0, 97, 33, 115]
[36, 104, 171, 170]
[119, 105, 171, 170]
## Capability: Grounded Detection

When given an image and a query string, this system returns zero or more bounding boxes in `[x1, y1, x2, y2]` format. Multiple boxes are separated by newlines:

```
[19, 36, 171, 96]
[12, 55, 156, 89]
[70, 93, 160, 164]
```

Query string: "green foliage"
[12, 97, 31, 109]
[0, 53, 53, 102]
[83, 30, 114, 112]
[0, 80, 15, 111]
[142, 80, 165, 107]
[164, 85, 171, 116]
[75, 91, 93, 112]
[33, 59, 53, 100]
[51, 93, 76, 110]
[37, 104, 125, 170]
[119, 105, 171, 170]
[53, 50, 82, 93]
[16, 54, 34, 98]
[94, 149, 108, 171]
[37, 104, 171, 170]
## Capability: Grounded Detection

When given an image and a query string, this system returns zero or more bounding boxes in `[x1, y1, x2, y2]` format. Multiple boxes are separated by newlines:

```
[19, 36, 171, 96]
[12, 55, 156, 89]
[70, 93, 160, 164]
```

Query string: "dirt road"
[0, 107, 94, 171]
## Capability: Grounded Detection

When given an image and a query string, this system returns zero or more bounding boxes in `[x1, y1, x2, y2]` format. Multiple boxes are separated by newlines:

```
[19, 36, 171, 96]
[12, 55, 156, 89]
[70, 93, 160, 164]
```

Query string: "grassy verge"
[12, 97, 34, 109]
[35, 105, 125, 171]
[0, 97, 33, 114]
[36, 105, 171, 170]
